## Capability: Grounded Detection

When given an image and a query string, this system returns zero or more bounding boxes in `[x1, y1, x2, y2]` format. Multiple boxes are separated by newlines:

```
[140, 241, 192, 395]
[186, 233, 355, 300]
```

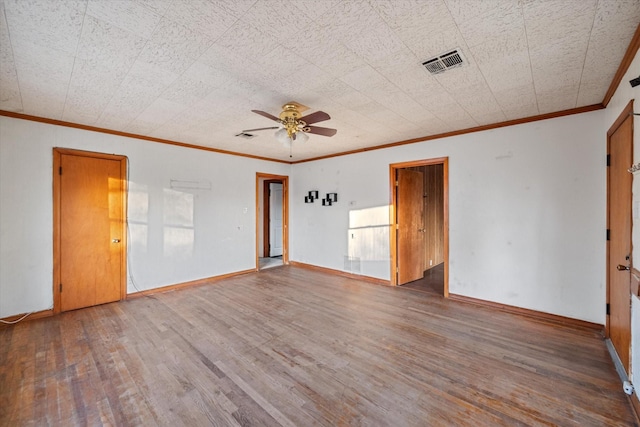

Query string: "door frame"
[605, 100, 634, 345]
[52, 147, 128, 314]
[256, 173, 289, 269]
[390, 158, 449, 295]
[262, 179, 283, 257]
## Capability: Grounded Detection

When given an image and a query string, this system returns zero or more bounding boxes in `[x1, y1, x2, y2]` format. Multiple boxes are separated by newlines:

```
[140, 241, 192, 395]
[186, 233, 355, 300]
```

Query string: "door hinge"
[59, 166, 62, 175]
[606, 303, 610, 315]
[607, 229, 610, 241]
[396, 267, 399, 273]
[396, 180, 398, 186]
[59, 283, 62, 292]
[607, 154, 611, 167]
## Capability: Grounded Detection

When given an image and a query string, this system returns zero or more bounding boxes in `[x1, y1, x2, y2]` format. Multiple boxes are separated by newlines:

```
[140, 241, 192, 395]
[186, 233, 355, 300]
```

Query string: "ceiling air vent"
[235, 132, 256, 139]
[422, 49, 466, 75]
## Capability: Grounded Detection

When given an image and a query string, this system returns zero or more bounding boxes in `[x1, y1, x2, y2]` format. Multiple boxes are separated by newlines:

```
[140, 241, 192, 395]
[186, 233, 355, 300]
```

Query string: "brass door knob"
[617, 264, 630, 271]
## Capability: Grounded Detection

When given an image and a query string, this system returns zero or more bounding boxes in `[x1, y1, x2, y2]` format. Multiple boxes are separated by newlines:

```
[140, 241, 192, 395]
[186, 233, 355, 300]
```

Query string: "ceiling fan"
[243, 102, 337, 145]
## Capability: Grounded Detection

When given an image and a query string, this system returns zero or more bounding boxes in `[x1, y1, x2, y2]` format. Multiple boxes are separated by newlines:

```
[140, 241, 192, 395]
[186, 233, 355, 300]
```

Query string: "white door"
[269, 183, 283, 256]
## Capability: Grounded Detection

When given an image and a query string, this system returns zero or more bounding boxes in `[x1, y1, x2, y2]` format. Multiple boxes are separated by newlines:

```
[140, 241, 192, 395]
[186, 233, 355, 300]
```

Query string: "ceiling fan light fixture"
[275, 128, 291, 145]
[295, 130, 309, 143]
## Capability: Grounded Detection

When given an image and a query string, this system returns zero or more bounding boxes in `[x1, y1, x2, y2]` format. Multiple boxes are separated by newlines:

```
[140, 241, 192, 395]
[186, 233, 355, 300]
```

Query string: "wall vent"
[422, 49, 466, 74]
[235, 132, 256, 139]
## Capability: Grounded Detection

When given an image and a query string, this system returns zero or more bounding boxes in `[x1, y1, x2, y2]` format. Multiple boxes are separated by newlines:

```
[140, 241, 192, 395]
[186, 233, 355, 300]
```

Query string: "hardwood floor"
[400, 263, 445, 295]
[259, 256, 284, 270]
[0, 266, 634, 426]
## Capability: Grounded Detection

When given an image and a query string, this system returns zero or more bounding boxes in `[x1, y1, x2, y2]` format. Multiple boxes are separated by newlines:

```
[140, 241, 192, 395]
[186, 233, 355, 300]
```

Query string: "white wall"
[0, 116, 289, 317]
[0, 87, 615, 326]
[291, 110, 606, 324]
[604, 49, 640, 388]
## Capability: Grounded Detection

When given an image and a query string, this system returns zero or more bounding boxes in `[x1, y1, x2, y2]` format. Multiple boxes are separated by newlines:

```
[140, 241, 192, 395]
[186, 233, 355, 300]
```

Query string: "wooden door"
[423, 164, 445, 270]
[607, 105, 633, 374]
[57, 150, 126, 312]
[397, 169, 425, 284]
[269, 183, 283, 256]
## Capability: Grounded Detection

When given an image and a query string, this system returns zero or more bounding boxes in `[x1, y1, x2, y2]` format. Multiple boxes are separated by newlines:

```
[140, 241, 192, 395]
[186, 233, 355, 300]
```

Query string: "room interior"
[1, 0, 640, 424]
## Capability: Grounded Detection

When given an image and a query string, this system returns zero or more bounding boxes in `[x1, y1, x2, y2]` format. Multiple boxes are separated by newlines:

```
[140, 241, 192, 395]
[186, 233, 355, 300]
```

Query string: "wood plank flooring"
[400, 263, 445, 295]
[0, 266, 635, 426]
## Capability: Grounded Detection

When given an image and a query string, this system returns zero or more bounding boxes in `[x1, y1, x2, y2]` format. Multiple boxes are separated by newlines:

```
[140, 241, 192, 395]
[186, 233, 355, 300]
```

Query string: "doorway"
[256, 173, 289, 270]
[606, 100, 634, 376]
[390, 158, 448, 296]
[53, 148, 127, 313]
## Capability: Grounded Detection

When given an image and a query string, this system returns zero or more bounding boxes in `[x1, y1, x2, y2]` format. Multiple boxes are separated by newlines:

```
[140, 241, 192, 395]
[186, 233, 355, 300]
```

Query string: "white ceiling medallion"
[422, 49, 466, 75]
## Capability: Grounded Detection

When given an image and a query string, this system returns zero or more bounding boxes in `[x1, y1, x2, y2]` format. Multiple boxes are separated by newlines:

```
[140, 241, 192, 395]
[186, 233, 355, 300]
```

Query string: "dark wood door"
[60, 153, 124, 311]
[607, 108, 633, 374]
[397, 169, 425, 285]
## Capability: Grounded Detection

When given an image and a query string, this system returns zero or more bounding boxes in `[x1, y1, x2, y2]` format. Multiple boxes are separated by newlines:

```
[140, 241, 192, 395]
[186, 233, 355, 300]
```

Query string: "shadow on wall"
[347, 205, 390, 278]
[128, 182, 197, 259]
[162, 188, 195, 258]
[128, 182, 149, 254]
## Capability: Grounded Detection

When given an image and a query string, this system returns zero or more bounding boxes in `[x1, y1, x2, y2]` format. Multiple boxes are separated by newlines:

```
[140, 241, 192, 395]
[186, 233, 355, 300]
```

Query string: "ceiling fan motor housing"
[279, 104, 301, 121]
[279, 104, 305, 136]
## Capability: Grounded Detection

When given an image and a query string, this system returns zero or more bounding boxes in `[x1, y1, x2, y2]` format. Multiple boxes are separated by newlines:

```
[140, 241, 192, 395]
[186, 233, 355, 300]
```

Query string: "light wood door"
[397, 169, 425, 285]
[269, 183, 283, 257]
[607, 109, 633, 374]
[60, 153, 124, 311]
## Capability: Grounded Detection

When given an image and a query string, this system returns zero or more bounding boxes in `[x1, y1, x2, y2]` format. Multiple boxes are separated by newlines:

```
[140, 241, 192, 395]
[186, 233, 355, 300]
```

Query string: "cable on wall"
[0, 312, 34, 324]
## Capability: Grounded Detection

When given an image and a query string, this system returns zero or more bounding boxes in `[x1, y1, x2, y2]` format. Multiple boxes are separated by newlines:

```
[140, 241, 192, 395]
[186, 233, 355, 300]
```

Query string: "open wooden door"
[256, 173, 289, 270]
[606, 101, 634, 374]
[397, 169, 425, 285]
[391, 158, 449, 291]
[54, 148, 127, 313]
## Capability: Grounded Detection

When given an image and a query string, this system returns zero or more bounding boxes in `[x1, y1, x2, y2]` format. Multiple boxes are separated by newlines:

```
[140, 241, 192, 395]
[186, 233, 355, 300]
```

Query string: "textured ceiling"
[1, 0, 639, 161]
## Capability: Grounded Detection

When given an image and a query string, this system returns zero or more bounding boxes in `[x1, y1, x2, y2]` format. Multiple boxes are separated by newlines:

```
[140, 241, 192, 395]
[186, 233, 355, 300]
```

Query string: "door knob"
[617, 264, 630, 271]
[112, 239, 121, 243]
